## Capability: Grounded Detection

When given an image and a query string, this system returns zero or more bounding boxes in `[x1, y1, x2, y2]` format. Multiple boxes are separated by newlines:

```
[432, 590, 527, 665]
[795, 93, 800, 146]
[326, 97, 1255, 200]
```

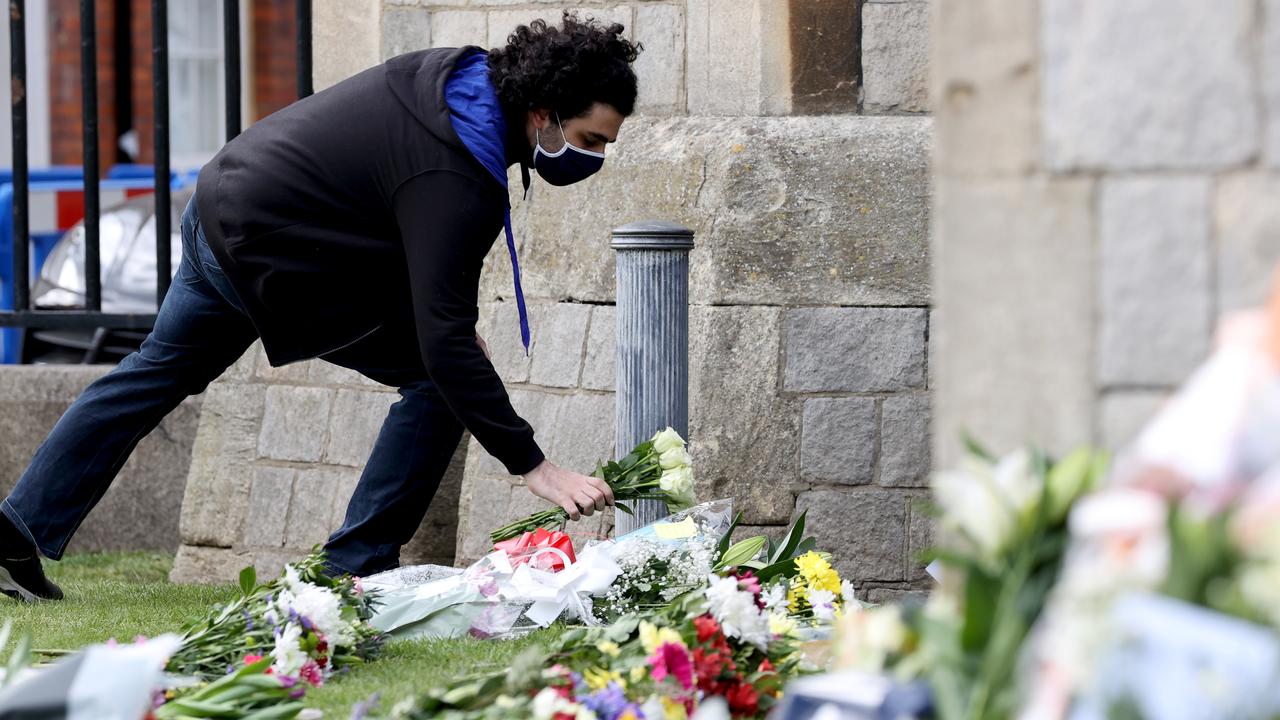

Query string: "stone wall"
[931, 0, 1280, 466]
[173, 0, 936, 597]
[0, 366, 200, 553]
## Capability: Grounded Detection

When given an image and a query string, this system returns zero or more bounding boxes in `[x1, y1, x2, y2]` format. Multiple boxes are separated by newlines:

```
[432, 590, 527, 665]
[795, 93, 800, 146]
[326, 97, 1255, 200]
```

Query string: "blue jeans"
[1, 196, 461, 576]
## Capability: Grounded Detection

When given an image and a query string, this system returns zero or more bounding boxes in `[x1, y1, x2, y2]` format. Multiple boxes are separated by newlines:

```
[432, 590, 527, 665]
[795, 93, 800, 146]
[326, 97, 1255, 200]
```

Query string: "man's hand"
[476, 333, 492, 361]
[524, 459, 615, 521]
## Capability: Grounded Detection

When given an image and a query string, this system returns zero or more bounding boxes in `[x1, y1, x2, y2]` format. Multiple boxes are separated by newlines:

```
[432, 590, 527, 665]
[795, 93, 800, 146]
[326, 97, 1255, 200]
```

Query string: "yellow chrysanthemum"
[795, 551, 831, 579]
[598, 640, 621, 657]
[630, 665, 648, 684]
[639, 621, 684, 655]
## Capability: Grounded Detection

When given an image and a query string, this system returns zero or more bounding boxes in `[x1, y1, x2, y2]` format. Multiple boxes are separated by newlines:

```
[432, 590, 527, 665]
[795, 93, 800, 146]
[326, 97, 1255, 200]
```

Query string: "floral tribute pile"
[156, 554, 383, 717]
[385, 505, 857, 720]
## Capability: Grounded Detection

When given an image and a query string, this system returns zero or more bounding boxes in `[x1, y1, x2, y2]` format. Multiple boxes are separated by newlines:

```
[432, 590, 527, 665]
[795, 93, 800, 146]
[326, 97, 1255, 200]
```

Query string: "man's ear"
[528, 107, 553, 130]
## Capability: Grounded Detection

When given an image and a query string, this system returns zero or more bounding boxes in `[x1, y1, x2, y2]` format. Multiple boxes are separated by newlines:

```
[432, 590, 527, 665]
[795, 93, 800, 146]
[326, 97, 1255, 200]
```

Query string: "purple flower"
[581, 682, 629, 720]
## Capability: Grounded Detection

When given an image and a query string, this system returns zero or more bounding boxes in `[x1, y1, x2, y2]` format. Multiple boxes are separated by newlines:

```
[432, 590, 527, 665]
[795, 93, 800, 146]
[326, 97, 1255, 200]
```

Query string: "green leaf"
[0, 621, 11, 657]
[754, 558, 797, 583]
[239, 566, 258, 596]
[771, 510, 808, 564]
[614, 501, 634, 516]
[716, 536, 767, 570]
[960, 569, 1001, 652]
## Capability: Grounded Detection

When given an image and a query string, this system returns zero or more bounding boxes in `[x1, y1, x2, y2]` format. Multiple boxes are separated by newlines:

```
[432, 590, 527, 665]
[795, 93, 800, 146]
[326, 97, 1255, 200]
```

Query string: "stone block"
[485, 5, 633, 54]
[632, 3, 684, 113]
[865, 587, 929, 605]
[931, 177, 1095, 468]
[221, 343, 259, 383]
[179, 384, 266, 548]
[794, 490, 907, 582]
[1042, 0, 1258, 170]
[1100, 391, 1167, 451]
[879, 393, 930, 488]
[382, 7, 432, 60]
[253, 350, 312, 385]
[783, 308, 928, 393]
[487, 116, 930, 308]
[1098, 177, 1212, 386]
[285, 467, 349, 550]
[455, 473, 517, 562]
[468, 388, 563, 476]
[932, 0, 1039, 176]
[478, 301, 533, 384]
[862, 1, 930, 113]
[257, 386, 333, 462]
[686, 0, 790, 115]
[786, 0, 861, 114]
[799, 398, 878, 485]
[430, 10, 488, 48]
[548, 392, 615, 472]
[324, 390, 397, 467]
[529, 303, 592, 388]
[689, 306, 799, 524]
[1215, 173, 1280, 312]
[169, 545, 252, 585]
[241, 467, 296, 549]
[581, 305, 616, 391]
[307, 360, 386, 389]
[312, 0, 382, 90]
[731, 524, 789, 547]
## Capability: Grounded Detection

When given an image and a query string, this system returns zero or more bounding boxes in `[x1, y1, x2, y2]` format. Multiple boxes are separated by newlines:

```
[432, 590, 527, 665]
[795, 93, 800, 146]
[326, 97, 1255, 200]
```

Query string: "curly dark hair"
[487, 12, 643, 119]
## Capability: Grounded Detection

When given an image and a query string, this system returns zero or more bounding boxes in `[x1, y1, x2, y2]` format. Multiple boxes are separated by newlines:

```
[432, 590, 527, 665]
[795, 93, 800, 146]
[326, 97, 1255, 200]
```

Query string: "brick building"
[44, 0, 299, 172]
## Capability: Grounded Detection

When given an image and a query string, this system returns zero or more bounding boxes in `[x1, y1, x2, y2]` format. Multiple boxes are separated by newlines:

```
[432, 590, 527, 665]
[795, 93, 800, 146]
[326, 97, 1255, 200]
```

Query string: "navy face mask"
[532, 114, 606, 186]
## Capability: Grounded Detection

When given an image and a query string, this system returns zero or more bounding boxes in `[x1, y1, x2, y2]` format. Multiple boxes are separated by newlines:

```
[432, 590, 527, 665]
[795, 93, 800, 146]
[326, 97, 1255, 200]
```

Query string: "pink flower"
[649, 642, 694, 691]
[353, 577, 364, 596]
[298, 660, 324, 687]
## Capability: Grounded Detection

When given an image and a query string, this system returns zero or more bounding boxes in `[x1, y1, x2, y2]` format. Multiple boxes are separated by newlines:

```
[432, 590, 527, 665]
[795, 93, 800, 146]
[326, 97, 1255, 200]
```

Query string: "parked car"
[23, 188, 192, 363]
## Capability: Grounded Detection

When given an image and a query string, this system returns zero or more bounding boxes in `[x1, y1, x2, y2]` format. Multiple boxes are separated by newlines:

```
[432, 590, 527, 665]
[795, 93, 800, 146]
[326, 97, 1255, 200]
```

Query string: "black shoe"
[0, 515, 63, 602]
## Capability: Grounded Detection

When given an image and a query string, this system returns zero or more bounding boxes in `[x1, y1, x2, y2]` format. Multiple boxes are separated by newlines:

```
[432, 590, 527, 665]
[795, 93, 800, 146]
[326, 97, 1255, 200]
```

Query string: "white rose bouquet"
[491, 427, 698, 543]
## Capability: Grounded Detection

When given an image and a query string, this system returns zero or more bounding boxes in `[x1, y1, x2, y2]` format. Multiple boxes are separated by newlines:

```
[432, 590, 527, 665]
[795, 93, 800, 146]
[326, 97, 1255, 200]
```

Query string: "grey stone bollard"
[612, 220, 694, 535]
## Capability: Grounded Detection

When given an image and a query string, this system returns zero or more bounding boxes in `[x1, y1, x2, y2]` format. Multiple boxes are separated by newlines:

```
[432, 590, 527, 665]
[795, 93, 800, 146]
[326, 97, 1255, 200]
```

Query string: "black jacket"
[197, 47, 544, 476]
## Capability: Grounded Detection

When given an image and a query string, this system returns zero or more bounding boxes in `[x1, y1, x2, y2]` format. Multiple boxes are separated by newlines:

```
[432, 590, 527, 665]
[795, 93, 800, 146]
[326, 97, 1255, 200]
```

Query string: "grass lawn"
[4, 552, 560, 717]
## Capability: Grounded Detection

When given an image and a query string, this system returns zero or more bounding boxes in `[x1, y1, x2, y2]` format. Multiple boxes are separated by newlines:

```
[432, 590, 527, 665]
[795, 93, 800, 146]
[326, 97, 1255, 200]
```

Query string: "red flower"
[693, 614, 721, 644]
[758, 658, 775, 674]
[725, 682, 760, 717]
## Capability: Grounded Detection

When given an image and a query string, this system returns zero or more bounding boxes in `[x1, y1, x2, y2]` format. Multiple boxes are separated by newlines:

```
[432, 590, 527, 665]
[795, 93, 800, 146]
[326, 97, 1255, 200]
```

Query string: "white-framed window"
[168, 0, 250, 167]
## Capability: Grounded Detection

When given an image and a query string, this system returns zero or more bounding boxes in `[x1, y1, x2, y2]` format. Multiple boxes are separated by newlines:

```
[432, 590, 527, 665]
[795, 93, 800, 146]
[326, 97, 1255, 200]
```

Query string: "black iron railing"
[1, 0, 313, 336]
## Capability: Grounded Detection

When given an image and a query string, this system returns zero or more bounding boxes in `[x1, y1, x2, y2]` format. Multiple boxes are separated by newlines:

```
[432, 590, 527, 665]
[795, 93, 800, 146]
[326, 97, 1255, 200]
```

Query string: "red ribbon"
[493, 528, 577, 572]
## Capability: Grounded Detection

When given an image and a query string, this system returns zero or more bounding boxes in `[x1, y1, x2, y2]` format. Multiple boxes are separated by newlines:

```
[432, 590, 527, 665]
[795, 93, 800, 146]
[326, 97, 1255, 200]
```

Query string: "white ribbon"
[504, 543, 622, 626]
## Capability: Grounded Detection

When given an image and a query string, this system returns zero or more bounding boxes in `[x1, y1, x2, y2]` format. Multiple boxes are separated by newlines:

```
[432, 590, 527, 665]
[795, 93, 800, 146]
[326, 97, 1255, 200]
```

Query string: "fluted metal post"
[613, 221, 694, 534]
